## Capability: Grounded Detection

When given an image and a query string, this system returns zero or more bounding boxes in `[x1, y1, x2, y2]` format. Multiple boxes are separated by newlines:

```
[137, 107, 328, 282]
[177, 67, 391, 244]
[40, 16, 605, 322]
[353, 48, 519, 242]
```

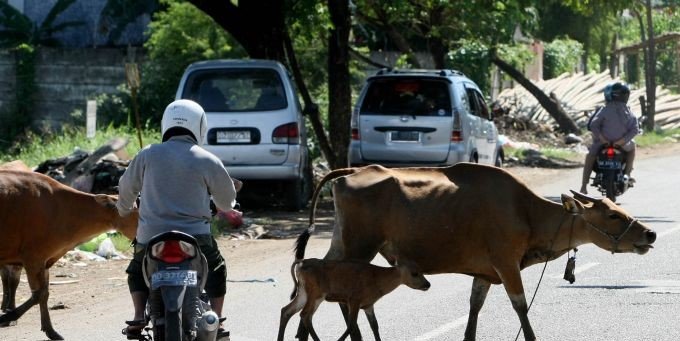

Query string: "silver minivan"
[176, 59, 312, 210]
[349, 69, 503, 167]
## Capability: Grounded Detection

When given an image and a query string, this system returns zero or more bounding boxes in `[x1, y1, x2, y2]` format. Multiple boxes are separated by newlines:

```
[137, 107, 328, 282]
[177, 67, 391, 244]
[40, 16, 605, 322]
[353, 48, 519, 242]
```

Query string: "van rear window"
[360, 79, 451, 116]
[182, 68, 287, 112]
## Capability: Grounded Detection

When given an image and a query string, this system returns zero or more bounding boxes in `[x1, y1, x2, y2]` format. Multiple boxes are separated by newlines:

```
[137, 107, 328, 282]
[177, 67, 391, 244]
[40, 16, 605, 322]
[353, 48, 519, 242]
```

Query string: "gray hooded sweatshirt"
[116, 136, 237, 244]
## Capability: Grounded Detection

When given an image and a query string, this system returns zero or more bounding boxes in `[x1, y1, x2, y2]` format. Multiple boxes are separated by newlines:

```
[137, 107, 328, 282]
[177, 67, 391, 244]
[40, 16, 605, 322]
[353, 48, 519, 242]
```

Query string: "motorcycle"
[591, 144, 632, 202]
[126, 231, 226, 341]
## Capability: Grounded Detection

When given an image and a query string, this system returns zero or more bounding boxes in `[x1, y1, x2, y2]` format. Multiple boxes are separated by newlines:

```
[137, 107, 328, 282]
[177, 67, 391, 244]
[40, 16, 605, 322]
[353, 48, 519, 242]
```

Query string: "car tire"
[284, 161, 313, 211]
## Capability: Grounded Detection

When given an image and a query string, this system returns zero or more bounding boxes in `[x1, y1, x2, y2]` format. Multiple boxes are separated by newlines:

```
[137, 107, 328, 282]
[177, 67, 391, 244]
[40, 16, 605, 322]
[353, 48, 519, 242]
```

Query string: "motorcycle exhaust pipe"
[197, 310, 220, 341]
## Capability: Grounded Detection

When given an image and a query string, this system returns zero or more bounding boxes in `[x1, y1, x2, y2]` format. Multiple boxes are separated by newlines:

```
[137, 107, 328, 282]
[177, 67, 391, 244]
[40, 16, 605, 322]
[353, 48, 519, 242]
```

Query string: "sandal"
[217, 327, 230, 340]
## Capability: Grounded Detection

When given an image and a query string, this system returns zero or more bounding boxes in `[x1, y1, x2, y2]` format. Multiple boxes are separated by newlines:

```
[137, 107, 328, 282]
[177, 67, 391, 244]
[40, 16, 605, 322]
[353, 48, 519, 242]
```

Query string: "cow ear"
[94, 194, 117, 209]
[561, 194, 584, 215]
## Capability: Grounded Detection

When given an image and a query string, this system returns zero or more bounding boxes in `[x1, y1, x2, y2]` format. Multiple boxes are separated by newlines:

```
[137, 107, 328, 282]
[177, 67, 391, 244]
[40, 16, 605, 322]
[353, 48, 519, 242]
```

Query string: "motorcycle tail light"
[606, 147, 615, 159]
[151, 240, 197, 263]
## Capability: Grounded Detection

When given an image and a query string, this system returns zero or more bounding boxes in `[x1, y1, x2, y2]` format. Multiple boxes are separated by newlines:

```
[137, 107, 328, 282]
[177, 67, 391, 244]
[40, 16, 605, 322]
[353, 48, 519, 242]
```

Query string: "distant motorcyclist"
[580, 82, 639, 194]
[117, 99, 240, 339]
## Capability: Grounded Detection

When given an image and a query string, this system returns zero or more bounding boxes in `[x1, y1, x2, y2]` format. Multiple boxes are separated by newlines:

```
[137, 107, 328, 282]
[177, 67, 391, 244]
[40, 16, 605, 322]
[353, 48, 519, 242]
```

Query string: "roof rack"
[374, 68, 466, 77]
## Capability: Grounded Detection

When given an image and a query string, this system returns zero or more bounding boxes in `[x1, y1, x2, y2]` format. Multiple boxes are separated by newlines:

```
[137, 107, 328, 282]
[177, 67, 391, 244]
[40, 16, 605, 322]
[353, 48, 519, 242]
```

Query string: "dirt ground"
[3, 142, 679, 338]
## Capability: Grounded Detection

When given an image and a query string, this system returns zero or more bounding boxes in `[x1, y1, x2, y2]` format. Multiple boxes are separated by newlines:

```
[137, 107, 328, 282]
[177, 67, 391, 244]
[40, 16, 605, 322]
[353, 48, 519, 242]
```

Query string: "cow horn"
[569, 190, 601, 203]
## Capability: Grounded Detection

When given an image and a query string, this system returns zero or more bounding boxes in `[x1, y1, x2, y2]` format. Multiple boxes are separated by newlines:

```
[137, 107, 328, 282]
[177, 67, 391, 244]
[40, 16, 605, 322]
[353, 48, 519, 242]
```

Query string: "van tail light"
[272, 122, 300, 144]
[151, 240, 197, 264]
[351, 128, 360, 140]
[451, 130, 462, 142]
[451, 110, 462, 142]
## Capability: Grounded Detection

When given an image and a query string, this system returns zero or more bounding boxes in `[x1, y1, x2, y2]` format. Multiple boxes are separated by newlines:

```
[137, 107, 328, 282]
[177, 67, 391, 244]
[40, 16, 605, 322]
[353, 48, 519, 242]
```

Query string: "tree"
[0, 0, 84, 47]
[353, 0, 581, 134]
[186, 0, 353, 168]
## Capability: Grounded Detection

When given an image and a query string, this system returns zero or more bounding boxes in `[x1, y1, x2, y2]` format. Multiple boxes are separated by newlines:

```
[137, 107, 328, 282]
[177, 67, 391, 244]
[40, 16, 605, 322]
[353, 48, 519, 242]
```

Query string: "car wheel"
[284, 162, 313, 211]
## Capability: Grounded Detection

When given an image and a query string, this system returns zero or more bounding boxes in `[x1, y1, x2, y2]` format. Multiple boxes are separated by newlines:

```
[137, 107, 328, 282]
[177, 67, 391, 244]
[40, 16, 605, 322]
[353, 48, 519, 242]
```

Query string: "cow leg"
[463, 277, 492, 341]
[278, 290, 307, 341]
[2, 265, 22, 312]
[497, 267, 535, 341]
[299, 297, 323, 341]
[345, 303, 362, 341]
[363, 305, 381, 341]
[28, 265, 63, 340]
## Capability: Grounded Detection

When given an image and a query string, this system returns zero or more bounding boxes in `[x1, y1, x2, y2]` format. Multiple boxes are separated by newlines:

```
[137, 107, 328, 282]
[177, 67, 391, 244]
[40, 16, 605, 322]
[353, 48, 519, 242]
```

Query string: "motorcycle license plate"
[151, 270, 198, 289]
[597, 160, 621, 169]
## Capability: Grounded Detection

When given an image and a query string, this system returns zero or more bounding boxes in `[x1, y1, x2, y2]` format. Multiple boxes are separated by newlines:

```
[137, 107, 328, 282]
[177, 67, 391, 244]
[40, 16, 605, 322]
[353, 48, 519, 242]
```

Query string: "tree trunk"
[644, 0, 656, 131]
[188, 0, 287, 61]
[490, 52, 579, 135]
[282, 32, 333, 167]
[326, 0, 352, 168]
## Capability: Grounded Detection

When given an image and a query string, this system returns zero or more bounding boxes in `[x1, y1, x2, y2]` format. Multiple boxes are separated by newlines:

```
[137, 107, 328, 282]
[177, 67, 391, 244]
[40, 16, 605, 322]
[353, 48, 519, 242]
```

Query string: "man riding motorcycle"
[580, 82, 639, 194]
[116, 99, 240, 339]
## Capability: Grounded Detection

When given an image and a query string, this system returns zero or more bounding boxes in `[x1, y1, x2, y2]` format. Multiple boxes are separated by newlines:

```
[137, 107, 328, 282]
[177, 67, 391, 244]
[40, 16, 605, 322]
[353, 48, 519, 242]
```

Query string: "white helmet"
[161, 99, 207, 143]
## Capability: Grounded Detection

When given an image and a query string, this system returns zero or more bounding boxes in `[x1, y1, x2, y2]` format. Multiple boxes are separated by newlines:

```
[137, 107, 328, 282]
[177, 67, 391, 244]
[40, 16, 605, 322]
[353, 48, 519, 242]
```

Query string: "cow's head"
[395, 260, 431, 291]
[95, 194, 139, 240]
[561, 190, 656, 254]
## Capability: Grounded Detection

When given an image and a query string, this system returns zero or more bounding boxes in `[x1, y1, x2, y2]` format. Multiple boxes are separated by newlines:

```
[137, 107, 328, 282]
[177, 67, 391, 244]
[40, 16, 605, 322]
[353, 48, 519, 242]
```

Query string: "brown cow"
[0, 169, 138, 340]
[297, 163, 656, 341]
[278, 228, 430, 341]
[0, 160, 32, 316]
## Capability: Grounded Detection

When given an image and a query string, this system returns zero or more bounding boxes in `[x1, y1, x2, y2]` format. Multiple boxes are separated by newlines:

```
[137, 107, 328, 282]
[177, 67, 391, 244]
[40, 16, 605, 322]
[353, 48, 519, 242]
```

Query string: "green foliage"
[0, 125, 160, 167]
[3, 43, 36, 148]
[447, 41, 491, 91]
[543, 38, 584, 79]
[135, 1, 247, 125]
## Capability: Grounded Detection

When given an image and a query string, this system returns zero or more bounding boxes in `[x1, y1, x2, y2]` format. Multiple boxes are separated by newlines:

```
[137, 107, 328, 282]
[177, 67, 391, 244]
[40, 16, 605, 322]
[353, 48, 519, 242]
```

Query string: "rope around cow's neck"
[514, 213, 576, 341]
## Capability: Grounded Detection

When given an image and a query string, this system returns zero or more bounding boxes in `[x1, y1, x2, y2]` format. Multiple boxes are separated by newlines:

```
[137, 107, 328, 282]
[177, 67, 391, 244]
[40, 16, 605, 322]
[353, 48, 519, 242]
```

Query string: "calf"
[277, 228, 430, 341]
[0, 169, 138, 340]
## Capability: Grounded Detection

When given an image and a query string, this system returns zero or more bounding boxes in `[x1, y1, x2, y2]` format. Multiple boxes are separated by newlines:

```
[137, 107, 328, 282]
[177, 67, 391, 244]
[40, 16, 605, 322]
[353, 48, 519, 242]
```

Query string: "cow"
[278, 227, 430, 341]
[0, 161, 32, 317]
[0, 169, 138, 340]
[295, 163, 656, 341]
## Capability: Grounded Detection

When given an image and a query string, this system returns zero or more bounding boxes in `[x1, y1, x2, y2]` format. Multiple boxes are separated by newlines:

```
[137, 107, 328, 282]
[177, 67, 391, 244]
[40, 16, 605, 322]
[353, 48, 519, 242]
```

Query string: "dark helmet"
[603, 84, 613, 102]
[609, 82, 630, 103]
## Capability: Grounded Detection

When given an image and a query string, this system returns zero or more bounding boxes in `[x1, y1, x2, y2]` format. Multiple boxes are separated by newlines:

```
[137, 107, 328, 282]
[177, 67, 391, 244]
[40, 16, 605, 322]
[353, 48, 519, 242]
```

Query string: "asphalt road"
[2, 151, 679, 341]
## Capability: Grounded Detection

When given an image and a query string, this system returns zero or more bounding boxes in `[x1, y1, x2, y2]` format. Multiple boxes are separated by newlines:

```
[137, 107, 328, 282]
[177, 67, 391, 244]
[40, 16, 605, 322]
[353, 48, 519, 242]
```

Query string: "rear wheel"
[603, 171, 617, 202]
[164, 310, 182, 341]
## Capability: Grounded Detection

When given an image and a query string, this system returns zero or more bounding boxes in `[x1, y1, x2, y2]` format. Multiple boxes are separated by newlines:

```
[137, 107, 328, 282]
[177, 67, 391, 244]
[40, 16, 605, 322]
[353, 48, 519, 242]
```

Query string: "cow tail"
[290, 167, 360, 299]
[308, 167, 360, 226]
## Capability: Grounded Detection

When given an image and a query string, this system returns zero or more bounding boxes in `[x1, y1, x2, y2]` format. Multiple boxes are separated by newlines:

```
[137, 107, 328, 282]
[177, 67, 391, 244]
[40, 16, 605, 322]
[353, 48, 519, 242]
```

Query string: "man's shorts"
[126, 234, 227, 298]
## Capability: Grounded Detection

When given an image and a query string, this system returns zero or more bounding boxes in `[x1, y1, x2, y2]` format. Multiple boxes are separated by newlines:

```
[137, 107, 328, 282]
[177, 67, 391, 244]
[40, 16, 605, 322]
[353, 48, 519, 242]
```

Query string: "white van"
[176, 59, 312, 210]
[348, 69, 503, 167]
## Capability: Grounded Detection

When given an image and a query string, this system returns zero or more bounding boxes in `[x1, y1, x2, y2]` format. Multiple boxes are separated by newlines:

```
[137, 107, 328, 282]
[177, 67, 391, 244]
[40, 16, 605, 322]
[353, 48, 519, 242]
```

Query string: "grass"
[0, 124, 160, 167]
[505, 128, 680, 164]
[634, 128, 680, 147]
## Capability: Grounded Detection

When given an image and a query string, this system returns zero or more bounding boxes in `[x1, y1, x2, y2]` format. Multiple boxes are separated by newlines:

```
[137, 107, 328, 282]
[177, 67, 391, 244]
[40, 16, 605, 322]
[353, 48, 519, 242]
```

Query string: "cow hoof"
[0, 310, 18, 324]
[0, 320, 17, 327]
[45, 329, 64, 340]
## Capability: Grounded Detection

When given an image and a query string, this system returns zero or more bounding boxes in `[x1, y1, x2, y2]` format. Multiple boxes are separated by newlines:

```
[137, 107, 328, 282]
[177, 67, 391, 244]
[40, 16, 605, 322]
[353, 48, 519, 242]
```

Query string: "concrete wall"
[0, 47, 143, 130]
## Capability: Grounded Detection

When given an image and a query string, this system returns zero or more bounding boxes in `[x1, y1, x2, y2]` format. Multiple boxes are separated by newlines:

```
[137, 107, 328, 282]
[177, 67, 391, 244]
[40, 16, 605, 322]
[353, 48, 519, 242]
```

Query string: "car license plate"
[217, 130, 251, 143]
[151, 270, 198, 289]
[597, 160, 621, 169]
[389, 131, 420, 142]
